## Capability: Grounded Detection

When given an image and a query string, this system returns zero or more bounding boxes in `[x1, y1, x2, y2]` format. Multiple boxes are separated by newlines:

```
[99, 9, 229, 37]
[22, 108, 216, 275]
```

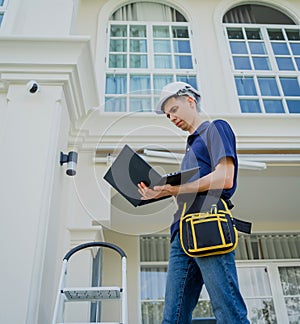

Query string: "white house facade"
[0, 0, 299, 323]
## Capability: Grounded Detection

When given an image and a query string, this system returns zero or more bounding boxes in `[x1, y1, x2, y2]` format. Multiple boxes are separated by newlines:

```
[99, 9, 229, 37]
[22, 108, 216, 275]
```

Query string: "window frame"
[103, 20, 198, 113]
[237, 260, 300, 324]
[223, 23, 300, 114]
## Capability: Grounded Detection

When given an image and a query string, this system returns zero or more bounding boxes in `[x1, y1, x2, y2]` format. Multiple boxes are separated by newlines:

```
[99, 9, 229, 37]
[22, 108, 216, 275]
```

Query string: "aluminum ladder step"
[62, 287, 122, 301]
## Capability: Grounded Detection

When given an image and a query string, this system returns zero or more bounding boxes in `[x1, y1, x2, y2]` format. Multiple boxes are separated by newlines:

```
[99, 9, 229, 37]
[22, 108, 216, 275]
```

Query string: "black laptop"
[103, 144, 200, 207]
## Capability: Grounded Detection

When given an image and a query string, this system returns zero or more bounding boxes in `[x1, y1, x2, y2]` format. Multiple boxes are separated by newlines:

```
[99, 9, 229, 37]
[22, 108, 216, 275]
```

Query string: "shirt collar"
[189, 121, 210, 138]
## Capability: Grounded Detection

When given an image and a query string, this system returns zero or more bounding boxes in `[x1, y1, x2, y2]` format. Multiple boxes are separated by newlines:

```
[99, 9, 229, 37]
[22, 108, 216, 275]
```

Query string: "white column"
[0, 83, 70, 324]
[0, 36, 99, 324]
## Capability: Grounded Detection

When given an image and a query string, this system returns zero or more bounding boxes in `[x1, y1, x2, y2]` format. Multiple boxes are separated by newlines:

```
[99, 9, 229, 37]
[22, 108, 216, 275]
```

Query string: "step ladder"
[52, 242, 127, 324]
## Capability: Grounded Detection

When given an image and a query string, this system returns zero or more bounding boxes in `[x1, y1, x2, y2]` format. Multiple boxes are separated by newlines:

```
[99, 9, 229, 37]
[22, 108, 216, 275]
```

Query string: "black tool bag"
[179, 199, 251, 257]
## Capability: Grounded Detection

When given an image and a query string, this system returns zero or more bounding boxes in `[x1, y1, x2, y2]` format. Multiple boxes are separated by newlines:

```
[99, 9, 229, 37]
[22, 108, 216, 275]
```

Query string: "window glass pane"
[268, 29, 284, 40]
[141, 265, 166, 323]
[0, 14, 3, 26]
[286, 30, 300, 41]
[153, 26, 169, 38]
[111, 25, 127, 37]
[176, 76, 197, 89]
[279, 267, 300, 323]
[0, 0, 4, 6]
[233, 57, 251, 70]
[130, 54, 147, 68]
[153, 75, 173, 93]
[280, 78, 300, 96]
[249, 42, 266, 54]
[258, 77, 280, 96]
[295, 58, 300, 70]
[290, 43, 300, 55]
[130, 40, 147, 52]
[172, 26, 189, 38]
[130, 25, 146, 37]
[238, 267, 276, 323]
[140, 265, 167, 298]
[263, 100, 285, 113]
[227, 28, 244, 39]
[153, 40, 171, 53]
[175, 55, 193, 69]
[239, 267, 272, 296]
[286, 100, 300, 113]
[173, 40, 191, 53]
[253, 57, 270, 70]
[130, 75, 150, 93]
[110, 39, 127, 52]
[246, 29, 261, 40]
[235, 77, 257, 95]
[240, 99, 261, 113]
[154, 55, 172, 68]
[276, 57, 295, 70]
[105, 97, 126, 112]
[109, 54, 127, 68]
[106, 74, 127, 94]
[230, 41, 247, 54]
[272, 42, 290, 55]
[130, 98, 152, 112]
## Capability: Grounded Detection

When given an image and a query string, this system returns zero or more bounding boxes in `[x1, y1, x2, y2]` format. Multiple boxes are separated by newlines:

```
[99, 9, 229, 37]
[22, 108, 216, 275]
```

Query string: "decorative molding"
[68, 112, 300, 152]
[68, 226, 105, 246]
[0, 36, 99, 122]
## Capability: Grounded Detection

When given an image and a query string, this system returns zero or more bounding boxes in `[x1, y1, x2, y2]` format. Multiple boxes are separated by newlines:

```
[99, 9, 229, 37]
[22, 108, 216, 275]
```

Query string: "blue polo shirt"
[170, 119, 238, 241]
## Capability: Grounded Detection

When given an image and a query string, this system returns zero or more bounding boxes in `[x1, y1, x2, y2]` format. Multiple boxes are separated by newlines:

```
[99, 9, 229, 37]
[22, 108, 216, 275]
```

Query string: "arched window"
[223, 4, 300, 114]
[104, 2, 198, 112]
[223, 4, 295, 24]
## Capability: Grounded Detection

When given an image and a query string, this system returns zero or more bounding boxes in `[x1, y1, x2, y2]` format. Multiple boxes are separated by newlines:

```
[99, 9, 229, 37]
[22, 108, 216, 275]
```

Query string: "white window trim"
[223, 23, 300, 114]
[213, 1, 300, 114]
[94, 0, 200, 113]
[103, 20, 198, 113]
[237, 260, 300, 323]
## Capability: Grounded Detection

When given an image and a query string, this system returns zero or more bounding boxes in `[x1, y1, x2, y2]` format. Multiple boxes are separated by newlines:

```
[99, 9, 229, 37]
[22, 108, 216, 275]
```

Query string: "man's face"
[163, 96, 196, 133]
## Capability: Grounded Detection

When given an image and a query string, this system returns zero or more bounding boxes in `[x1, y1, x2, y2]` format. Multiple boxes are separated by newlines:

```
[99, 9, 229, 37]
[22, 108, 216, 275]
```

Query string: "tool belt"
[179, 199, 251, 258]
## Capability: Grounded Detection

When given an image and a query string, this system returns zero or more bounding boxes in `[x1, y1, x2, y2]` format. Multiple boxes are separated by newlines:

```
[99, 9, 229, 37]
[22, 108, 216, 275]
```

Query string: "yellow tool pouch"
[179, 199, 238, 257]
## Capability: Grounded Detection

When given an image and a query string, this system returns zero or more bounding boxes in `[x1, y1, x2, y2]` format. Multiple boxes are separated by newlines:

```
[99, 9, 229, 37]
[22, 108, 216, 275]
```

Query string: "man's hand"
[138, 182, 176, 200]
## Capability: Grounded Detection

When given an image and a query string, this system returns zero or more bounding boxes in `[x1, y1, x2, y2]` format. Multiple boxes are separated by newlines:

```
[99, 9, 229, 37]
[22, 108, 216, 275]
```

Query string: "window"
[279, 266, 300, 323]
[140, 235, 169, 323]
[105, 3, 198, 112]
[0, 0, 7, 27]
[140, 233, 300, 323]
[223, 5, 300, 114]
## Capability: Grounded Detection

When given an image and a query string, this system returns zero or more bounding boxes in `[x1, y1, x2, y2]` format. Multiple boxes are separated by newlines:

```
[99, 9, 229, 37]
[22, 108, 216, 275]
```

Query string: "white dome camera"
[26, 80, 40, 94]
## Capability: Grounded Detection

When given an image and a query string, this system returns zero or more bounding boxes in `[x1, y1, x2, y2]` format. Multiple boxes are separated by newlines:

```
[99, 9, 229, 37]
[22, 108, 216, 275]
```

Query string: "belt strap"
[223, 199, 252, 234]
[233, 218, 252, 234]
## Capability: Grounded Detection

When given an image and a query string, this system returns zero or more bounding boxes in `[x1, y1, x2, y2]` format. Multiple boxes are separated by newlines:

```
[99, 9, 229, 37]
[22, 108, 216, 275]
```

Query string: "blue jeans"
[162, 233, 249, 324]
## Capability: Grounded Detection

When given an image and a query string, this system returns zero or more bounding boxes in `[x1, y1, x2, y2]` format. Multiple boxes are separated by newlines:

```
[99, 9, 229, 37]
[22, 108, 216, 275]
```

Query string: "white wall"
[1, 0, 73, 35]
[0, 83, 70, 323]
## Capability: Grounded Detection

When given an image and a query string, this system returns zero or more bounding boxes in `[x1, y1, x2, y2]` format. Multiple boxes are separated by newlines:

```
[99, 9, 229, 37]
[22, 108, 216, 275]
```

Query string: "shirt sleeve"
[207, 119, 238, 169]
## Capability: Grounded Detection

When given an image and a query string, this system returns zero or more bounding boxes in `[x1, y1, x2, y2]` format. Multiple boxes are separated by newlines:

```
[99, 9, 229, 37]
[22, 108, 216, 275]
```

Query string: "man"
[138, 82, 249, 323]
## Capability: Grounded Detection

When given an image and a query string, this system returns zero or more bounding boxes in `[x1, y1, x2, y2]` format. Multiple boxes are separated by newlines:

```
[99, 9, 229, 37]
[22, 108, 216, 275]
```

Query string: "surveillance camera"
[27, 80, 40, 94]
[60, 151, 78, 176]
[66, 151, 78, 176]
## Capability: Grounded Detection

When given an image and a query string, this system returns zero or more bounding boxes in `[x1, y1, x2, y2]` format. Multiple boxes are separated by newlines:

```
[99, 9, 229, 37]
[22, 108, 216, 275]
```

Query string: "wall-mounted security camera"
[60, 151, 78, 176]
[26, 80, 40, 94]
